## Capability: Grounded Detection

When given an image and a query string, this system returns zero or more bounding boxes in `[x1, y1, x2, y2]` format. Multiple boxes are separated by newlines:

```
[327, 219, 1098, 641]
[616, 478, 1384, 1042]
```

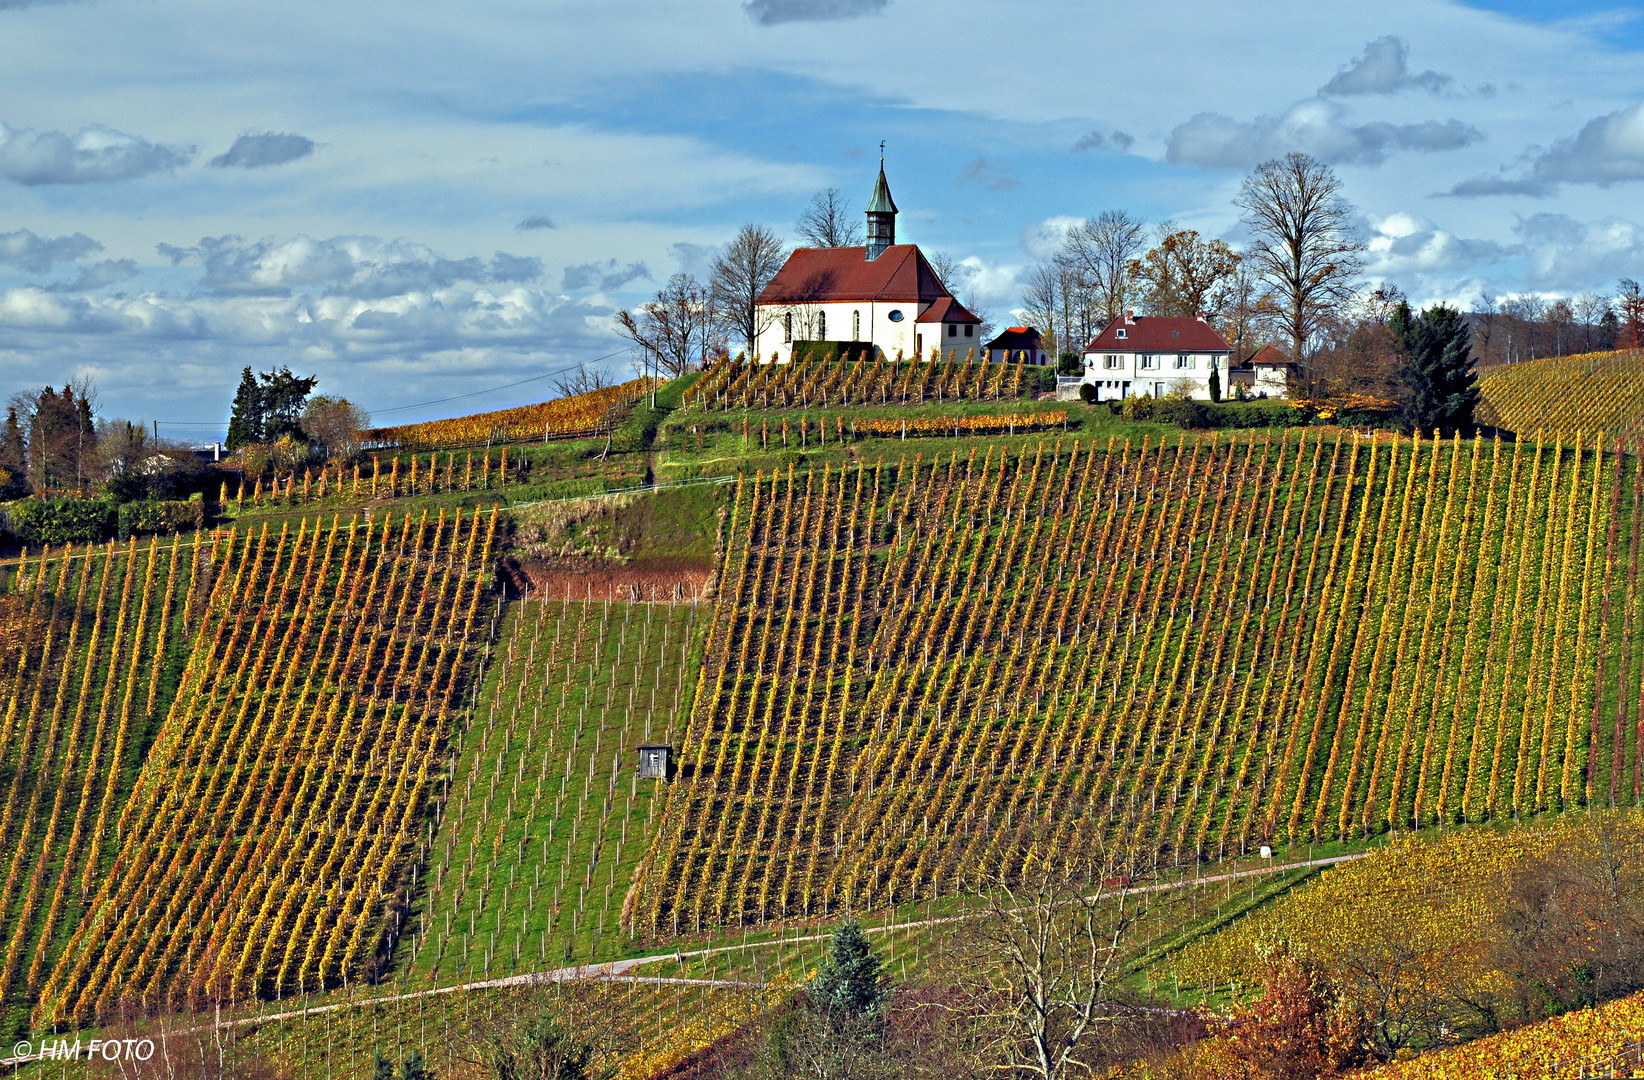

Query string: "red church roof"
[758, 244, 955, 306]
[1084, 314, 1231, 353]
[915, 295, 980, 324]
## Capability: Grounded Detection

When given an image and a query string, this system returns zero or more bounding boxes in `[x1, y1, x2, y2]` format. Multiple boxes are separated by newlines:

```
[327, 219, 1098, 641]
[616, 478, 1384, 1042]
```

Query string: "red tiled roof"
[916, 295, 980, 324]
[1251, 344, 1291, 366]
[986, 327, 1042, 350]
[1084, 315, 1231, 353]
[757, 244, 952, 305]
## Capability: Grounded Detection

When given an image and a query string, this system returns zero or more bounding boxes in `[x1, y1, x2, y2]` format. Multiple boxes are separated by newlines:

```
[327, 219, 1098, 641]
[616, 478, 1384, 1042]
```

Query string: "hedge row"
[3, 496, 204, 546]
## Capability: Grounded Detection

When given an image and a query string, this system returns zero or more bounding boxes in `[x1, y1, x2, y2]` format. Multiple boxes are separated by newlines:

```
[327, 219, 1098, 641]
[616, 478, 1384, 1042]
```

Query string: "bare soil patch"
[513, 556, 715, 604]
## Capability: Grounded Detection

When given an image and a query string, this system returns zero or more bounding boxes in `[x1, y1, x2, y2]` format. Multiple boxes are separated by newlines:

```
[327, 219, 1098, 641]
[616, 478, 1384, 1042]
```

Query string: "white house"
[1080, 313, 1234, 401]
[1226, 344, 1293, 398]
[753, 163, 981, 364]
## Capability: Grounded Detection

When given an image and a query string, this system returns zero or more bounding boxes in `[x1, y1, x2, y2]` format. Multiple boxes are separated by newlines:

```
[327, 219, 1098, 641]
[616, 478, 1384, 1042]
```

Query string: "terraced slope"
[632, 431, 1644, 935]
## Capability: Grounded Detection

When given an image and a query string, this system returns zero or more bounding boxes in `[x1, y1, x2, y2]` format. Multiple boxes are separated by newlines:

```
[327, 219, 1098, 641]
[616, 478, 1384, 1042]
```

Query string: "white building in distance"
[1081, 313, 1235, 401]
[753, 163, 981, 364]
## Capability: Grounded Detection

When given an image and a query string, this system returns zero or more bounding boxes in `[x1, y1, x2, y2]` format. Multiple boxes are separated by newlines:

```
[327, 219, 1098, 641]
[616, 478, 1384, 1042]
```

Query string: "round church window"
[887, 310, 904, 322]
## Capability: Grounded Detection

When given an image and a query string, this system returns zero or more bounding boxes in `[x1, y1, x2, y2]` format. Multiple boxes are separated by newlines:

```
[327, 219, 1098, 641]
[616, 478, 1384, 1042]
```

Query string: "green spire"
[866, 160, 897, 214]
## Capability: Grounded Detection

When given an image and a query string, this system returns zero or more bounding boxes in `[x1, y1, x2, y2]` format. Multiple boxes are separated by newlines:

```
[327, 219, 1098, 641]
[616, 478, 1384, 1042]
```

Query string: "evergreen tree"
[0, 407, 25, 498]
[1600, 309, 1621, 350]
[1208, 363, 1222, 403]
[1392, 300, 1478, 435]
[226, 366, 261, 452]
[397, 1051, 435, 1080]
[260, 365, 319, 442]
[813, 921, 886, 1019]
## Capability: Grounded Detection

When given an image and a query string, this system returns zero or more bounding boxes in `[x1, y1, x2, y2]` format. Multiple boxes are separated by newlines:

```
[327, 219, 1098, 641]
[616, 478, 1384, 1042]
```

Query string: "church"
[753, 163, 981, 364]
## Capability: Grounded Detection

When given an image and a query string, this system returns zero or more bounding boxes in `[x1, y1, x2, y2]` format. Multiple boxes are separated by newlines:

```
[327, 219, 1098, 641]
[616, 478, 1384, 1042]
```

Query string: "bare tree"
[1061, 210, 1147, 326]
[1505, 294, 1546, 361]
[1573, 292, 1610, 353]
[953, 843, 1145, 1080]
[1236, 153, 1364, 395]
[1470, 292, 1500, 366]
[710, 223, 789, 359]
[551, 363, 615, 399]
[615, 273, 721, 377]
[796, 187, 863, 248]
[1020, 261, 1066, 361]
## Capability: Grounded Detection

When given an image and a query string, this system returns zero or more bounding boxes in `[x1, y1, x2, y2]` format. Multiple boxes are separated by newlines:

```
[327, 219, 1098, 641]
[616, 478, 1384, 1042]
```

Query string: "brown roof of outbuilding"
[757, 244, 952, 305]
[1084, 315, 1231, 353]
[1251, 344, 1292, 366]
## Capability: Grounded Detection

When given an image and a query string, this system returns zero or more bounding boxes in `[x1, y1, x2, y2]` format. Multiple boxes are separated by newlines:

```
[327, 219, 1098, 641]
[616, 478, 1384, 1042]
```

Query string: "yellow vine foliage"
[1365, 990, 1644, 1080]
[364, 377, 656, 451]
[1177, 814, 1644, 1000]
[612, 975, 791, 1080]
[1477, 350, 1644, 442]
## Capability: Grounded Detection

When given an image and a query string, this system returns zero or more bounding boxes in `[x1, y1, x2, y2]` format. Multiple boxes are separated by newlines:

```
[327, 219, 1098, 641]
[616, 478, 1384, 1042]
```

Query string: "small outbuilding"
[636, 744, 673, 780]
[984, 326, 1050, 366]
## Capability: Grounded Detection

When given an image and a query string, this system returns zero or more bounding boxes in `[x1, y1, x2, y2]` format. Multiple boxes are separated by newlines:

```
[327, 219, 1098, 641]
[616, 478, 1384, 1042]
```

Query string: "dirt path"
[0, 851, 1363, 1063]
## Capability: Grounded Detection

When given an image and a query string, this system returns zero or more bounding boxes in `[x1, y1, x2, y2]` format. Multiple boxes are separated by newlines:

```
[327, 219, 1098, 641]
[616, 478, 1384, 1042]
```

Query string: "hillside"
[1477, 349, 1644, 441]
[6, 373, 1644, 1076]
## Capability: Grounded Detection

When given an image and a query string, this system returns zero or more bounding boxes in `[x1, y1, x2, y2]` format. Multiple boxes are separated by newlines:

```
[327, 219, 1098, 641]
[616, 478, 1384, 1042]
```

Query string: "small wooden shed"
[636, 744, 673, 780]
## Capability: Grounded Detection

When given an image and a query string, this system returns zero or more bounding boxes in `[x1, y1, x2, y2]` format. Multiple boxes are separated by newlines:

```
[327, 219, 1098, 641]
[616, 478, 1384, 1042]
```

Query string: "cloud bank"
[0, 228, 102, 272]
[0, 121, 194, 184]
[1167, 99, 1480, 169]
[1449, 102, 1644, 196]
[1321, 36, 1451, 96]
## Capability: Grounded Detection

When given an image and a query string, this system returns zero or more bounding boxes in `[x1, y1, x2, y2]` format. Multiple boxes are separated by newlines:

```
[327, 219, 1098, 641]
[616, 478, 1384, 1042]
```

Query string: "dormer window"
[1116, 328, 1127, 339]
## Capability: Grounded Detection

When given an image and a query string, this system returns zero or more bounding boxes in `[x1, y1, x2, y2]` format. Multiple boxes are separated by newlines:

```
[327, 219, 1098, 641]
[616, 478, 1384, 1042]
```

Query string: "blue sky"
[0, 0, 1641, 435]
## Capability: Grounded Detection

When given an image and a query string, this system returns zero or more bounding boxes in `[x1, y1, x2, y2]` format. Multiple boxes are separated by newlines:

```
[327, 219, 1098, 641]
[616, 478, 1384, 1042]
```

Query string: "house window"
[948, 324, 957, 337]
[965, 325, 974, 337]
[853, 310, 860, 340]
[1116, 328, 1127, 339]
[784, 313, 792, 344]
[1104, 354, 1121, 369]
[818, 311, 826, 339]
[1175, 353, 1191, 369]
[1140, 354, 1156, 370]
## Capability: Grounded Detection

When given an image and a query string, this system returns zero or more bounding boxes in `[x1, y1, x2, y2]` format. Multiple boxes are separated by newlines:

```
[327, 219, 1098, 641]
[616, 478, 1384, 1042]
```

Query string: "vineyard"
[1365, 991, 1644, 1080]
[0, 537, 202, 1030]
[221, 447, 523, 510]
[21, 509, 497, 1027]
[1478, 349, 1644, 441]
[404, 593, 706, 981]
[631, 430, 1644, 935]
[365, 378, 656, 451]
[688, 352, 1036, 411]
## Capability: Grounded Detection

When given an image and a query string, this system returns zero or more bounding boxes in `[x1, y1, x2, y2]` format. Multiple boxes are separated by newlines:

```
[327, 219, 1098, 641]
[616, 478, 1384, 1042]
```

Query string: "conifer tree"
[226, 366, 261, 452]
[0, 407, 25, 497]
[1392, 300, 1478, 435]
[814, 921, 886, 1018]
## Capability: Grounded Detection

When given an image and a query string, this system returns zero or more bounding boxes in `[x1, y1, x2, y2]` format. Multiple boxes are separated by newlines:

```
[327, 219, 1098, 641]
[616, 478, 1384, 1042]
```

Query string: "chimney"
[1125, 311, 1136, 326]
[1195, 311, 1206, 322]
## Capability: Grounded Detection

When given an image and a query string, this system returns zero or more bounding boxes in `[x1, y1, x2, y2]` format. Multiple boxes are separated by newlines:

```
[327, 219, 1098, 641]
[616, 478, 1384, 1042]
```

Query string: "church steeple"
[865, 156, 897, 261]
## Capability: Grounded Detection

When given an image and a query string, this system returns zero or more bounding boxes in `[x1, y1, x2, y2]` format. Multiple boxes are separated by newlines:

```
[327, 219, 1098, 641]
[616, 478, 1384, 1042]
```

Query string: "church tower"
[865, 159, 897, 261]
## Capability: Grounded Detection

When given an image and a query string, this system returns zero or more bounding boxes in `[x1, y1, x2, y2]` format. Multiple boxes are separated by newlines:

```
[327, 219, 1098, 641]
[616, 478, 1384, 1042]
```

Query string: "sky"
[1, 0, 1642, 437]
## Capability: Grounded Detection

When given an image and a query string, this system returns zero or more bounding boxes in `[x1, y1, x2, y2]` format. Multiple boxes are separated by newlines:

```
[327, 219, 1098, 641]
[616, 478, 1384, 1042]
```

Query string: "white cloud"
[1448, 101, 1644, 196]
[1019, 216, 1081, 260]
[1321, 36, 1450, 96]
[0, 228, 101, 272]
[0, 121, 193, 184]
[1515, 212, 1644, 290]
[155, 234, 543, 298]
[1365, 212, 1513, 276]
[1167, 98, 1481, 170]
